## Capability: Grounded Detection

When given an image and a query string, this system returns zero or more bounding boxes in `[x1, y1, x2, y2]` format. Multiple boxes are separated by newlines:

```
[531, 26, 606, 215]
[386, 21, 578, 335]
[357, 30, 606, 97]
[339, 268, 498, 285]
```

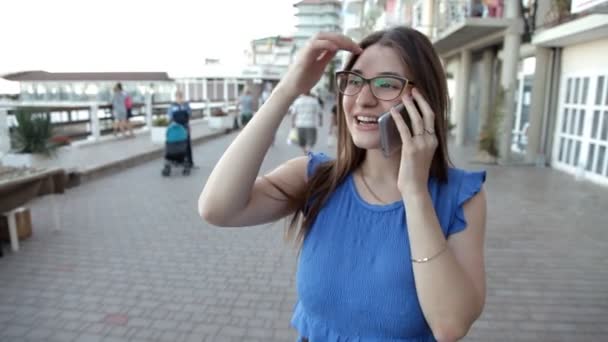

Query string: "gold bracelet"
[411, 242, 448, 263]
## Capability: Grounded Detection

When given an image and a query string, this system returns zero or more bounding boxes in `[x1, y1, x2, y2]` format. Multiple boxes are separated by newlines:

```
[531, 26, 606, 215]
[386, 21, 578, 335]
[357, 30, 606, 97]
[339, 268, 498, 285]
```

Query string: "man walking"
[291, 91, 323, 154]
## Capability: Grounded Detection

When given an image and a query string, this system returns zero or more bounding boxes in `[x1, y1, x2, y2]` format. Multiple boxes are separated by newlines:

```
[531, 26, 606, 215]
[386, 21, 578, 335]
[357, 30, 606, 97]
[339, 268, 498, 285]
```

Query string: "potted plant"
[2, 108, 60, 168]
[150, 116, 169, 144]
[208, 107, 233, 130]
[475, 88, 505, 164]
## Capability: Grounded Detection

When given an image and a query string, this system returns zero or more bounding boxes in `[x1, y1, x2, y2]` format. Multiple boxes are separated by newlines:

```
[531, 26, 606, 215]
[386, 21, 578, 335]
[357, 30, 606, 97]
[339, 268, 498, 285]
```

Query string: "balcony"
[431, 0, 518, 55]
[533, 1, 608, 47]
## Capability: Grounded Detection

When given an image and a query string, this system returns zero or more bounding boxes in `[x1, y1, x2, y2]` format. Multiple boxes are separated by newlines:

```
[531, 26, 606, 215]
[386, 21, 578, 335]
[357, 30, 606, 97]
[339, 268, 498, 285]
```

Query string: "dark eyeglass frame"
[335, 70, 414, 101]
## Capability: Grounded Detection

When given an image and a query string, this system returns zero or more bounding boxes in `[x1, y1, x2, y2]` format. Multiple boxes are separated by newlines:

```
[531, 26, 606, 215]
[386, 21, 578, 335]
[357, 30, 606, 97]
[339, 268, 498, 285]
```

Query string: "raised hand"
[279, 33, 362, 97]
[390, 88, 438, 197]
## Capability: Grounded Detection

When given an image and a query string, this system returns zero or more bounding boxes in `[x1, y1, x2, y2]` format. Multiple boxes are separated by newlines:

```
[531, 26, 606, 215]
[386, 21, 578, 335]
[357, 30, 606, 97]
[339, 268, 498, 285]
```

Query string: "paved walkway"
[0, 112, 607, 341]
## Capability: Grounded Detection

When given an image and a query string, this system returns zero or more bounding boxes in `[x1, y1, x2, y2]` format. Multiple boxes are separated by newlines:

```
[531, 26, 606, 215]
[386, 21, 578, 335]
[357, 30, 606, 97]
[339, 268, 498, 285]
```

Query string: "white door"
[553, 73, 608, 185]
[585, 75, 608, 184]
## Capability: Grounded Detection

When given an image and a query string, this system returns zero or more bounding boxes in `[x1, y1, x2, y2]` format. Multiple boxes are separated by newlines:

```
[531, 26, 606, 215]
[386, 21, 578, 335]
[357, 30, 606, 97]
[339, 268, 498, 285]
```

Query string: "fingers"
[401, 93, 424, 136]
[308, 39, 340, 57]
[312, 32, 362, 54]
[390, 106, 411, 142]
[304, 40, 340, 63]
[411, 88, 436, 134]
[316, 48, 337, 63]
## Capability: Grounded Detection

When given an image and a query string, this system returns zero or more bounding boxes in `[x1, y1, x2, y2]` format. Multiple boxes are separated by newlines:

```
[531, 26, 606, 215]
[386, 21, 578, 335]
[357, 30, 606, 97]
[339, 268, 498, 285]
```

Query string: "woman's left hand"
[390, 87, 438, 198]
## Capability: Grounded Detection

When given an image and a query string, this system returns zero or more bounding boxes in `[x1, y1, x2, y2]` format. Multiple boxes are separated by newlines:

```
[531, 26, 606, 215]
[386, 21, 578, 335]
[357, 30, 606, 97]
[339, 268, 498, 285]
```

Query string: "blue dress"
[291, 153, 486, 342]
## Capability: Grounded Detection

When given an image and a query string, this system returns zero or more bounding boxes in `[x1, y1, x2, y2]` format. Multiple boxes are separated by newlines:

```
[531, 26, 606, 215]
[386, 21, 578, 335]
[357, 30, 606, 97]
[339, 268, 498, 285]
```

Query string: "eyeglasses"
[335, 70, 413, 101]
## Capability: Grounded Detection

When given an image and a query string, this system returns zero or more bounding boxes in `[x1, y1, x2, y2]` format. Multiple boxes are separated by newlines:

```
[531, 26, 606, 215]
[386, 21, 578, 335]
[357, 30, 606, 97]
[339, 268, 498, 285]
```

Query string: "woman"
[167, 90, 194, 168]
[199, 27, 486, 342]
[111, 83, 133, 137]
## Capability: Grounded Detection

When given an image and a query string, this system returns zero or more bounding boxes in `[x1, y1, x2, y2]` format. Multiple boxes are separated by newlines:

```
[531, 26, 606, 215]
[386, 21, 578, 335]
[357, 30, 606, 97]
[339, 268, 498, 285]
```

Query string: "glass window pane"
[578, 110, 585, 136]
[587, 144, 596, 171]
[563, 109, 569, 133]
[592, 110, 600, 138]
[573, 78, 580, 104]
[582, 77, 589, 104]
[597, 76, 605, 105]
[602, 111, 608, 141]
[570, 109, 577, 135]
[559, 137, 565, 162]
[566, 78, 572, 104]
[566, 139, 573, 164]
[596, 146, 606, 174]
[574, 141, 581, 166]
[605, 76, 608, 105]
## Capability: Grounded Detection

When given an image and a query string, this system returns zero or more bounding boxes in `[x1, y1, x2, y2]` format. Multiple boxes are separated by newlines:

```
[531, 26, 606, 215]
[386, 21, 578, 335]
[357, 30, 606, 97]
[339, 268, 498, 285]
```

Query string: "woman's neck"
[359, 148, 401, 185]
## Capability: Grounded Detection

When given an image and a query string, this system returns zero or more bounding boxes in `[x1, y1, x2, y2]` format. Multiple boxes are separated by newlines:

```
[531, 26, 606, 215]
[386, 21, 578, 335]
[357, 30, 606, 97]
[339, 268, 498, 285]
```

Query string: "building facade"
[294, 0, 343, 93]
[532, 0, 608, 185]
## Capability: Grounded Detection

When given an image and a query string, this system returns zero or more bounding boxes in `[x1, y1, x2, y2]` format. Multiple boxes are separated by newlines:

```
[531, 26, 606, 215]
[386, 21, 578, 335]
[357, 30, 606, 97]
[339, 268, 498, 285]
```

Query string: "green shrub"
[12, 108, 58, 155]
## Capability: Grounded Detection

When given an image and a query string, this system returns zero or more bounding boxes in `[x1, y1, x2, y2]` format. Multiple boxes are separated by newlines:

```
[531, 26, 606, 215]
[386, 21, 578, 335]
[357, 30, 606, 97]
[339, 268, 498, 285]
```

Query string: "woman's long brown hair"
[282, 26, 452, 248]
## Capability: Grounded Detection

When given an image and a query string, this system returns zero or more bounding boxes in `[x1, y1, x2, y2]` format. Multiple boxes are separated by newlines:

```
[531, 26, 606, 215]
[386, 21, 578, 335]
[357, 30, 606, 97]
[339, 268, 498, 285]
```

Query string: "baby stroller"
[161, 121, 192, 176]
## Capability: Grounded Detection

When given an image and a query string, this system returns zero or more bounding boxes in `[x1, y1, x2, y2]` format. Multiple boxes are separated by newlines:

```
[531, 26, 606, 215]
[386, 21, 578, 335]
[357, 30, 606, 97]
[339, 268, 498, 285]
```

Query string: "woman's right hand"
[278, 33, 362, 97]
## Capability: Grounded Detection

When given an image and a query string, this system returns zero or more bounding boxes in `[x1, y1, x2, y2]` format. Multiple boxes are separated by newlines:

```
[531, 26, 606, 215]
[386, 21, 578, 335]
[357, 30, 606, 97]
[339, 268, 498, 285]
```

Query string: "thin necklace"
[358, 170, 387, 204]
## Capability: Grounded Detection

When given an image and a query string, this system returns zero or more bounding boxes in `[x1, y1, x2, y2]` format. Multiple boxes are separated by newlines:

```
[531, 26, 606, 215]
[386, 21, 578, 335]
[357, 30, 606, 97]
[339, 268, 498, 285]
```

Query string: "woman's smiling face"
[341, 44, 413, 150]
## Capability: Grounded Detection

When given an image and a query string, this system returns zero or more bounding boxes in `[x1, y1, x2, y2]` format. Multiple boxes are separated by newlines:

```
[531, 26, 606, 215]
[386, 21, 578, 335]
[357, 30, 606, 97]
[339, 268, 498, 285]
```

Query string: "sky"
[0, 0, 299, 75]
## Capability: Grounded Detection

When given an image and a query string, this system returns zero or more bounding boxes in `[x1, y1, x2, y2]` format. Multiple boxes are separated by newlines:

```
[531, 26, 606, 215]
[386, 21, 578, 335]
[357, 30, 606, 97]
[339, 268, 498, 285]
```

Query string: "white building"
[409, 0, 608, 186]
[249, 36, 295, 74]
[294, 0, 343, 49]
[341, 0, 412, 66]
[294, 0, 343, 92]
[532, 0, 608, 185]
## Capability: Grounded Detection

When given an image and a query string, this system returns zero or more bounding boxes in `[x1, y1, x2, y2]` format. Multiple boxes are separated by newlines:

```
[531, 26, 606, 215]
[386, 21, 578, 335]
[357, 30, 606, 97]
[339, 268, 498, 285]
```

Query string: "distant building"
[294, 0, 343, 92]
[2, 71, 174, 103]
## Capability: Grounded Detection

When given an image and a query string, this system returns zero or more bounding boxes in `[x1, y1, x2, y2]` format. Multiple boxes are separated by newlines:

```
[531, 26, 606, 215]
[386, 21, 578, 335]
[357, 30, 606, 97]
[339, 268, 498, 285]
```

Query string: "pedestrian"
[111, 83, 133, 137]
[198, 27, 487, 342]
[290, 91, 323, 154]
[123, 89, 135, 135]
[327, 103, 338, 147]
[167, 90, 194, 167]
[236, 88, 254, 127]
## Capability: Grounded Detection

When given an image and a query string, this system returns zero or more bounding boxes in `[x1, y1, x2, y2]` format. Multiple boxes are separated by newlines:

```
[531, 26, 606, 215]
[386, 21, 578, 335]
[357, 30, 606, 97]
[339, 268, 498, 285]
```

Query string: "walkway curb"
[68, 129, 234, 187]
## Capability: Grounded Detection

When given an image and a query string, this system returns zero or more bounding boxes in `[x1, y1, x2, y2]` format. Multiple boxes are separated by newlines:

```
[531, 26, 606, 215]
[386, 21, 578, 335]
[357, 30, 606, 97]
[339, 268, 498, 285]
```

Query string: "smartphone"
[378, 103, 412, 158]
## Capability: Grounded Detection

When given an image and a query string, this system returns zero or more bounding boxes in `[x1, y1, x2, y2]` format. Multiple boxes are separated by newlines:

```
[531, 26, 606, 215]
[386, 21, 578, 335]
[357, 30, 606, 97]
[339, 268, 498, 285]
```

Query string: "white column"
[526, 47, 550, 164]
[202, 78, 208, 100]
[203, 79, 211, 117]
[89, 103, 100, 141]
[145, 92, 153, 128]
[498, 1, 522, 163]
[455, 50, 471, 146]
[422, 0, 435, 38]
[184, 79, 190, 101]
[0, 108, 10, 154]
[223, 79, 229, 107]
[478, 50, 494, 137]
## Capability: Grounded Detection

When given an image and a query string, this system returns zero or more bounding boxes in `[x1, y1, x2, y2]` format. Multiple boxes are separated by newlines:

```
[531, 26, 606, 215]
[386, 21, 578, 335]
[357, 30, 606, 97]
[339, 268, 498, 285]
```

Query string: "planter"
[208, 115, 234, 130]
[1, 146, 70, 169]
[2, 153, 51, 169]
[151, 126, 167, 144]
